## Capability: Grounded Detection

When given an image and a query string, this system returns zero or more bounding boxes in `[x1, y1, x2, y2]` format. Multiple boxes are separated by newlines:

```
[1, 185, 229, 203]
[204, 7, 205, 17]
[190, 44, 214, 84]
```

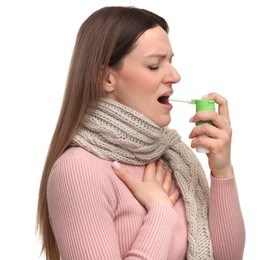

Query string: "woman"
[37, 6, 245, 260]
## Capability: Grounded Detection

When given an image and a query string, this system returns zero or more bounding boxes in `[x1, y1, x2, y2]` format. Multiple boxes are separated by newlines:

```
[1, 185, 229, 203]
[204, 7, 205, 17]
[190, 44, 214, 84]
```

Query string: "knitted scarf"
[72, 98, 213, 260]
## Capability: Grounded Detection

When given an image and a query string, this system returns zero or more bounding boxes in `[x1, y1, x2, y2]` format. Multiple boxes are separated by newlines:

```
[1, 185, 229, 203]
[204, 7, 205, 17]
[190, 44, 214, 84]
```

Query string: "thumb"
[112, 161, 138, 190]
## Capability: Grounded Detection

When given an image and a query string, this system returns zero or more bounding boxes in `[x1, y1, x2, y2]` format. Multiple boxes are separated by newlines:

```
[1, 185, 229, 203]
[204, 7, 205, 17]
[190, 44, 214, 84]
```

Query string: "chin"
[155, 117, 171, 128]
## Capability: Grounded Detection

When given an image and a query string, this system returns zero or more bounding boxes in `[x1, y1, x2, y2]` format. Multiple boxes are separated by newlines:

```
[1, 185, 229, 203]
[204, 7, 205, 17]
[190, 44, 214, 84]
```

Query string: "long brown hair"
[36, 6, 169, 260]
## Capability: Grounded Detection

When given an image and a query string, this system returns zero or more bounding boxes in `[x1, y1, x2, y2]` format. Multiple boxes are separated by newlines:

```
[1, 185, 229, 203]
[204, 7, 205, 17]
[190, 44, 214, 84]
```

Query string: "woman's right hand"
[112, 160, 180, 208]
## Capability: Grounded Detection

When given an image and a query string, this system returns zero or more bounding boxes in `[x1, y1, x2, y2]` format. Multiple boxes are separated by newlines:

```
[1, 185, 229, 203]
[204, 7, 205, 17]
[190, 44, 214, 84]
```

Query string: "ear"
[102, 68, 116, 93]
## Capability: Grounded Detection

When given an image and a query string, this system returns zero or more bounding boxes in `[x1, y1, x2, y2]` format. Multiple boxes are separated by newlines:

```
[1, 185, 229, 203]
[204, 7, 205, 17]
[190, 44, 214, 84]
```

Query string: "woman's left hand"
[189, 92, 233, 179]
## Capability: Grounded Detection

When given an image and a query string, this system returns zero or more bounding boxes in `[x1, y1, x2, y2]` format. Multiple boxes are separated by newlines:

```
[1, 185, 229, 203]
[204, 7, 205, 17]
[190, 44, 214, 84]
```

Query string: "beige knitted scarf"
[72, 98, 213, 259]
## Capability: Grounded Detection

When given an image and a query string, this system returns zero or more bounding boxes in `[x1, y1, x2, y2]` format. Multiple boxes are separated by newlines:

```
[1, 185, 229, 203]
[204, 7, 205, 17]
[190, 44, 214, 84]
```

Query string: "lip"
[157, 90, 174, 110]
[163, 102, 173, 111]
[157, 90, 173, 102]
[159, 90, 173, 98]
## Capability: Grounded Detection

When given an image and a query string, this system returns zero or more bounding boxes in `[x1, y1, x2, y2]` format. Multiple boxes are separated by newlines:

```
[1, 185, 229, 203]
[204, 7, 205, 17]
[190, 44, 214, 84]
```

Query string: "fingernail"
[112, 161, 122, 171]
[189, 116, 194, 122]
[201, 94, 210, 99]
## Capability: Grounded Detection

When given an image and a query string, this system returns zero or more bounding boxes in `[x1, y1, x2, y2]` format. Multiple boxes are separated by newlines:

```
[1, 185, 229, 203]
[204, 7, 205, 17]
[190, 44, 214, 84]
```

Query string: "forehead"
[129, 26, 173, 59]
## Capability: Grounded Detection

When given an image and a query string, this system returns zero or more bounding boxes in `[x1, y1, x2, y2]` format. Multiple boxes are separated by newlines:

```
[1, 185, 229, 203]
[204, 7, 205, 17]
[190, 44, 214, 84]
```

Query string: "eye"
[149, 65, 159, 70]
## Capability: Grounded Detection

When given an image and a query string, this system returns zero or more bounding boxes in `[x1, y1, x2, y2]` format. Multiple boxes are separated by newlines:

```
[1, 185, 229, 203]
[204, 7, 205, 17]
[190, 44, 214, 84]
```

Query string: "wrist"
[211, 165, 233, 179]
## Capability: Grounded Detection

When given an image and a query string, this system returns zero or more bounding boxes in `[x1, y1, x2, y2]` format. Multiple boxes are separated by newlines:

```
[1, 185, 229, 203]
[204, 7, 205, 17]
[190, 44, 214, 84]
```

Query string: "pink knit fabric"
[47, 147, 245, 260]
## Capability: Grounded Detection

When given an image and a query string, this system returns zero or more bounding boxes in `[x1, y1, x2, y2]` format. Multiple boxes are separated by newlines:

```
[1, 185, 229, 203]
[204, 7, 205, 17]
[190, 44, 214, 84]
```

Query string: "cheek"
[116, 66, 159, 94]
[122, 76, 150, 91]
[116, 69, 139, 87]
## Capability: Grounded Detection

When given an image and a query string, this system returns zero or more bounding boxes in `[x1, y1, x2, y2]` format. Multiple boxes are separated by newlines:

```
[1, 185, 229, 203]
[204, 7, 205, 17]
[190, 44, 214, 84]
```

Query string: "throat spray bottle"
[169, 98, 216, 153]
[191, 99, 215, 153]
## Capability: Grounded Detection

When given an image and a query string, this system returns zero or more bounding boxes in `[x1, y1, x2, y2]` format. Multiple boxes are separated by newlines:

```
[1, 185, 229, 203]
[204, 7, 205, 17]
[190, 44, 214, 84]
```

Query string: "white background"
[1, 0, 280, 259]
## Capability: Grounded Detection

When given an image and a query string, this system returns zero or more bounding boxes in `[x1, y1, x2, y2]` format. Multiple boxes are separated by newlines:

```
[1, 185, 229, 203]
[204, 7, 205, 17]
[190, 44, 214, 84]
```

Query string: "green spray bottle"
[190, 99, 215, 153]
[169, 98, 216, 153]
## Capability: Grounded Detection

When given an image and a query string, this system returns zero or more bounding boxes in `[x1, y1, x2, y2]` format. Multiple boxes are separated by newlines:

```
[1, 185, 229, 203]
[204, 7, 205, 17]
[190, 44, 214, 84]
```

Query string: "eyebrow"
[144, 53, 174, 59]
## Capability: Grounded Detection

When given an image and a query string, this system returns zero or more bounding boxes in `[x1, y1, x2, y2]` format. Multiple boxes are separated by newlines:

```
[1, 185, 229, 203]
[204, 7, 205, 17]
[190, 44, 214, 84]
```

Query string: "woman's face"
[105, 26, 181, 127]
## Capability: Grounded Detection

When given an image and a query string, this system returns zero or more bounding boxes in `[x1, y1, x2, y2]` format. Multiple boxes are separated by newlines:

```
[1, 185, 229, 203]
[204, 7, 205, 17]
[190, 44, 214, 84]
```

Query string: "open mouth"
[157, 95, 171, 105]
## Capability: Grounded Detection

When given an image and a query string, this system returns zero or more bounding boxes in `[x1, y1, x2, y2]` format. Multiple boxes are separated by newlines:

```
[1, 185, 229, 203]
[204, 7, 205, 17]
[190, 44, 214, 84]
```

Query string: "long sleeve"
[47, 148, 181, 260]
[209, 174, 246, 260]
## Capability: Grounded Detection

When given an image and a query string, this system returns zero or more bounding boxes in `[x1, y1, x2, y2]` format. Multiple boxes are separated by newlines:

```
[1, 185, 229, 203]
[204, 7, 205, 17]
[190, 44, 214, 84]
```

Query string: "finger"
[189, 122, 228, 139]
[189, 110, 226, 131]
[112, 161, 138, 192]
[162, 170, 172, 193]
[155, 160, 165, 184]
[190, 137, 224, 154]
[169, 187, 181, 205]
[190, 129, 231, 154]
[202, 92, 231, 125]
[143, 161, 157, 181]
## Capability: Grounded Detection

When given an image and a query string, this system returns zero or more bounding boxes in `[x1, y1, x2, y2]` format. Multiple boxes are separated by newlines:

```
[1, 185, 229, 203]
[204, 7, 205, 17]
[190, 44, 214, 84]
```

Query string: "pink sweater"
[47, 147, 245, 260]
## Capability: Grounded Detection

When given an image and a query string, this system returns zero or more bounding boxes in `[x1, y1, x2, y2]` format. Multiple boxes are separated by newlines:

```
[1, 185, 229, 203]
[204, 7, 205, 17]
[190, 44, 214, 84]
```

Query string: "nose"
[164, 64, 181, 84]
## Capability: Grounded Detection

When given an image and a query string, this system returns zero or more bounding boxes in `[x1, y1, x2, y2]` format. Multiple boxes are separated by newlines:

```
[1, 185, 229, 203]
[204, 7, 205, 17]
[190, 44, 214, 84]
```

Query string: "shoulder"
[51, 146, 113, 179]
[54, 146, 108, 166]
[48, 147, 117, 201]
